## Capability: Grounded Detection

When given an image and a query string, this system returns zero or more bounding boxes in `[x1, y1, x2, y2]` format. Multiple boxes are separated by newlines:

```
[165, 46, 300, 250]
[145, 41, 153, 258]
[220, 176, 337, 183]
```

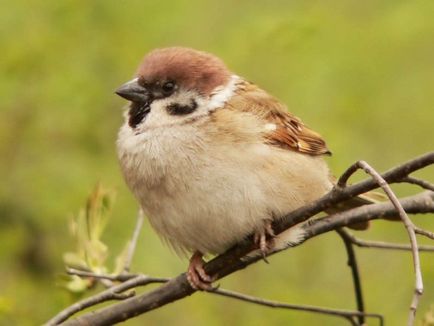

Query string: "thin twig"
[66, 267, 166, 283]
[46, 274, 167, 325]
[123, 209, 145, 272]
[60, 269, 385, 326]
[414, 226, 434, 240]
[336, 229, 365, 325]
[305, 192, 434, 239]
[338, 160, 424, 326]
[60, 191, 434, 326]
[337, 229, 434, 252]
[55, 153, 434, 326]
[209, 288, 384, 326]
[401, 176, 434, 192]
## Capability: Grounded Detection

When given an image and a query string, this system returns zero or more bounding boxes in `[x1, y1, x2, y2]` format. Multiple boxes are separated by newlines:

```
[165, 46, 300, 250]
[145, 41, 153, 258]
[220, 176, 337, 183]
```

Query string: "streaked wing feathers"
[227, 80, 331, 156]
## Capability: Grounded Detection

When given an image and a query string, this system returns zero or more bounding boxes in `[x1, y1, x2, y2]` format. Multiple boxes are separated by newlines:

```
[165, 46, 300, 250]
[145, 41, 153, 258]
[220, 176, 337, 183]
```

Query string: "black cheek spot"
[128, 102, 151, 128]
[166, 99, 198, 116]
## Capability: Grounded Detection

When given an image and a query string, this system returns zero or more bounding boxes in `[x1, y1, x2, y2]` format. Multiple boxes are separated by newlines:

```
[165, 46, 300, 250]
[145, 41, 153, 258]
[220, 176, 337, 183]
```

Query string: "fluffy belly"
[138, 169, 269, 255]
[118, 124, 332, 256]
[132, 152, 332, 256]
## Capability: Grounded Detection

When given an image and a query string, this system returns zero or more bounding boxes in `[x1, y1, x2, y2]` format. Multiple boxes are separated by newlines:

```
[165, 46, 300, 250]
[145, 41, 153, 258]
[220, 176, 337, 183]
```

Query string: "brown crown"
[136, 47, 231, 96]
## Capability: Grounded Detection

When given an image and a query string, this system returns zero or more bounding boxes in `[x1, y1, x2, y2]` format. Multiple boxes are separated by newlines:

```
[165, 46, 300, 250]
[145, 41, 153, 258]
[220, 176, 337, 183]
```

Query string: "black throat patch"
[128, 102, 151, 128]
[166, 99, 198, 116]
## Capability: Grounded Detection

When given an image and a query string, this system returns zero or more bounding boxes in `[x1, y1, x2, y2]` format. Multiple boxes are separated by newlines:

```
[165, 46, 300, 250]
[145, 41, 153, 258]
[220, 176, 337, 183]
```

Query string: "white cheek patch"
[134, 91, 207, 130]
[166, 90, 198, 107]
[208, 75, 239, 110]
[123, 75, 240, 132]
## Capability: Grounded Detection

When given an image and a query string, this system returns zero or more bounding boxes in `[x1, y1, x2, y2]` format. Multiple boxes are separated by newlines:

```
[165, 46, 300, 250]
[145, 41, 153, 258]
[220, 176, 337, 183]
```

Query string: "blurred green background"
[1, 0, 434, 325]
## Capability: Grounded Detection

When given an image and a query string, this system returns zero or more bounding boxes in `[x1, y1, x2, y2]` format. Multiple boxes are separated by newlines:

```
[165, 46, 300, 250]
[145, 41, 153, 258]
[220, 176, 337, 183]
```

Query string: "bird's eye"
[162, 81, 176, 95]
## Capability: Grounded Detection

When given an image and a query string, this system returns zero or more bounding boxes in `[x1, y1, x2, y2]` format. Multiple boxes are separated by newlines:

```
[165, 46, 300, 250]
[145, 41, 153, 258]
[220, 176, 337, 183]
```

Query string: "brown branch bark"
[51, 152, 434, 325]
[336, 229, 365, 325]
[55, 269, 383, 326]
[337, 160, 424, 326]
[123, 209, 145, 273]
[60, 191, 434, 326]
[210, 288, 384, 326]
[336, 229, 434, 252]
[46, 275, 168, 325]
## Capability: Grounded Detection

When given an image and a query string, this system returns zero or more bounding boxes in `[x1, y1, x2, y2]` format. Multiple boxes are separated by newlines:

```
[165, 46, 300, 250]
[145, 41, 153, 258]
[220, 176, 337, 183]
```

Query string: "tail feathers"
[273, 223, 307, 251]
[244, 224, 307, 260]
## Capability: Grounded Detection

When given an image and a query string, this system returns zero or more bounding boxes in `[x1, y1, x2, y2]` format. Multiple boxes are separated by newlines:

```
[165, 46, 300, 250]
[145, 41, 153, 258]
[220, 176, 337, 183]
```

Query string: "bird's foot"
[253, 220, 275, 263]
[187, 251, 217, 291]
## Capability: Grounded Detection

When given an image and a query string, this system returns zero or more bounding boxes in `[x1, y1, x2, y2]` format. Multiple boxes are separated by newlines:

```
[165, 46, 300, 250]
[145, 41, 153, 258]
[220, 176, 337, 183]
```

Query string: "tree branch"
[209, 288, 384, 326]
[60, 191, 434, 326]
[50, 152, 434, 325]
[400, 176, 434, 192]
[46, 275, 167, 326]
[65, 267, 168, 283]
[337, 160, 424, 326]
[123, 209, 145, 273]
[336, 228, 365, 325]
[53, 269, 384, 326]
[336, 229, 434, 252]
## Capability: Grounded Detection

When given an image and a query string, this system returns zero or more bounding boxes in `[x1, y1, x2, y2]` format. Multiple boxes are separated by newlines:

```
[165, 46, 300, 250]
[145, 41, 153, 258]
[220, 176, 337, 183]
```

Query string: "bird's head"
[116, 47, 233, 129]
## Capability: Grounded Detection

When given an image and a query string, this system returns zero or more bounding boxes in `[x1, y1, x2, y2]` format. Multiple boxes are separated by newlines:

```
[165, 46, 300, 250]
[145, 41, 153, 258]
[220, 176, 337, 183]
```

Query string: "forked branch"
[337, 160, 423, 326]
[48, 152, 434, 326]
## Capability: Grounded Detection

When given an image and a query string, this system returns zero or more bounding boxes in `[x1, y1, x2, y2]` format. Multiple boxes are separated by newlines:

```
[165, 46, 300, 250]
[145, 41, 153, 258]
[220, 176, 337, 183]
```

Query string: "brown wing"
[226, 80, 331, 156]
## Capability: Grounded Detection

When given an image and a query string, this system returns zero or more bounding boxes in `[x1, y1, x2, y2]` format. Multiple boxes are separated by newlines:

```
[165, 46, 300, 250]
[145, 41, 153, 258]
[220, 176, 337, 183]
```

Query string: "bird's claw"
[253, 220, 275, 263]
[187, 251, 217, 291]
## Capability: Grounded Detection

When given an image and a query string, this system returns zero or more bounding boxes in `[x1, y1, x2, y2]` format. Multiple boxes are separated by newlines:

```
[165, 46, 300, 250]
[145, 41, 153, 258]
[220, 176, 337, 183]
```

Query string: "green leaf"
[62, 252, 87, 270]
[64, 275, 92, 293]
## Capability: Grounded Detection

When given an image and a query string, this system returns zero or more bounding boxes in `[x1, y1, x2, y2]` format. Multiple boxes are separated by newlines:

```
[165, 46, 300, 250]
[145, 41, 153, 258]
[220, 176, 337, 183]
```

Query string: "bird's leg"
[187, 251, 216, 291]
[253, 220, 275, 263]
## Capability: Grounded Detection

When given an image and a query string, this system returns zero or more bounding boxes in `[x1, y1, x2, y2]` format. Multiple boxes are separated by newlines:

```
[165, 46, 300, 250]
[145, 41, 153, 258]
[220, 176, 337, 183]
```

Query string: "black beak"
[115, 78, 150, 103]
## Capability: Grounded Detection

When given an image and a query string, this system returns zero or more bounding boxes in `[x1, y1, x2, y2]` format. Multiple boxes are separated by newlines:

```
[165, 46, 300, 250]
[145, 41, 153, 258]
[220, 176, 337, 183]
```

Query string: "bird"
[115, 47, 370, 290]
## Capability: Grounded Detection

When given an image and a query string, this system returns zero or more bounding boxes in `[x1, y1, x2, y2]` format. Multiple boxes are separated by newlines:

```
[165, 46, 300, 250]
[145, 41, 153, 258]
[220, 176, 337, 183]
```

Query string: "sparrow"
[115, 47, 369, 290]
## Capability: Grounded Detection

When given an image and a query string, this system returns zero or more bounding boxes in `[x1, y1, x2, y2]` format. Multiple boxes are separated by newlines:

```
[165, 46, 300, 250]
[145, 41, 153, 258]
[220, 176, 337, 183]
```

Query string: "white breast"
[117, 117, 332, 256]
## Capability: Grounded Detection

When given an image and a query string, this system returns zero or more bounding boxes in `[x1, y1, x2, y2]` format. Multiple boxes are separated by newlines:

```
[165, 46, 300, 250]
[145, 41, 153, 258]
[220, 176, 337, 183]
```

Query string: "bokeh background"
[1, 0, 434, 325]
